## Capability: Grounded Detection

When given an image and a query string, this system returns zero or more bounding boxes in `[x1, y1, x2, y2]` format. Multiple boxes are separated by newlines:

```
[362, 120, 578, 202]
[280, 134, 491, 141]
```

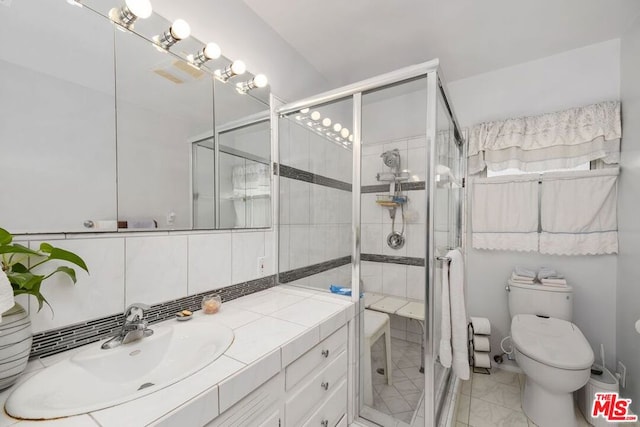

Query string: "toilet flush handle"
[505, 285, 510, 292]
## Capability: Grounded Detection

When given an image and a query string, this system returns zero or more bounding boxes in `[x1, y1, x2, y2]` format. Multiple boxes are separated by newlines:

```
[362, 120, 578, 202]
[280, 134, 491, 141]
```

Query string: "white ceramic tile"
[206, 306, 263, 330]
[382, 264, 408, 298]
[407, 146, 426, 182]
[231, 231, 265, 284]
[405, 224, 426, 259]
[468, 397, 528, 427]
[288, 122, 310, 171]
[363, 275, 383, 294]
[289, 225, 310, 269]
[407, 136, 427, 148]
[125, 235, 188, 306]
[28, 238, 125, 333]
[362, 153, 381, 187]
[263, 230, 276, 276]
[362, 224, 383, 254]
[187, 233, 231, 295]
[406, 266, 426, 301]
[310, 184, 328, 224]
[153, 386, 218, 427]
[279, 177, 291, 225]
[309, 225, 326, 264]
[281, 325, 320, 367]
[218, 350, 281, 413]
[405, 191, 426, 224]
[361, 193, 382, 224]
[224, 316, 306, 364]
[471, 376, 522, 410]
[269, 298, 345, 327]
[91, 355, 243, 427]
[288, 180, 310, 225]
[228, 290, 305, 315]
[278, 224, 290, 272]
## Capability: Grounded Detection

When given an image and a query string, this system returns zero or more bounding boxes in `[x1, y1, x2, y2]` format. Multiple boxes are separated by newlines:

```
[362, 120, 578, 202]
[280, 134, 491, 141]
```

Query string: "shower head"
[381, 149, 401, 172]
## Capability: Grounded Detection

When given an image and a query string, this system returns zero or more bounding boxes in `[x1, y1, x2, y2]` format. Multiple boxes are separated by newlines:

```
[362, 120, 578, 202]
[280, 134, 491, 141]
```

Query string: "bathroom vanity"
[0, 286, 356, 427]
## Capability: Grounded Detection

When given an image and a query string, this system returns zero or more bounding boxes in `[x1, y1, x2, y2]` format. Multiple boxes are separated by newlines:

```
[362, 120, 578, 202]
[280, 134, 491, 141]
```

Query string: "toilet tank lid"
[508, 281, 573, 293]
[512, 314, 593, 370]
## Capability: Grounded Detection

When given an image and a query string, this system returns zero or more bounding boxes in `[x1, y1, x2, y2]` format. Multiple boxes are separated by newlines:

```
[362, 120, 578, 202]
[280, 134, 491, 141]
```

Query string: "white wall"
[447, 39, 621, 369]
[617, 16, 640, 413]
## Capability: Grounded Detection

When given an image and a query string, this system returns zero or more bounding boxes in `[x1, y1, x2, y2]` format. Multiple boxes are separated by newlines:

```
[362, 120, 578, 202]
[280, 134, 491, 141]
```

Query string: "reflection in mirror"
[0, 0, 117, 233]
[114, 27, 214, 230]
[217, 117, 271, 228]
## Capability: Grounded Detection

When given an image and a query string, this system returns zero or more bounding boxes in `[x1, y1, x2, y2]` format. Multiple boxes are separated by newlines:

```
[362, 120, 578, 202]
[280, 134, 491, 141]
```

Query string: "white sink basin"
[5, 318, 234, 420]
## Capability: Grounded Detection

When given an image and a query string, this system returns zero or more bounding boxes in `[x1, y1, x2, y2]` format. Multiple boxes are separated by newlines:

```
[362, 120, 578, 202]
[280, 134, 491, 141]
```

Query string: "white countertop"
[0, 285, 356, 427]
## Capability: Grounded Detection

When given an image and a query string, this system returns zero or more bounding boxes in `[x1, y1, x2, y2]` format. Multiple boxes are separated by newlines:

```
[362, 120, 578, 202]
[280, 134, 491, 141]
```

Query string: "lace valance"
[468, 101, 621, 174]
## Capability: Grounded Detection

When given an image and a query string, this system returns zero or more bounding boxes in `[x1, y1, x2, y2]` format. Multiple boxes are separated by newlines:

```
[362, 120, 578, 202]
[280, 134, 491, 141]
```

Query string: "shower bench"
[364, 293, 425, 372]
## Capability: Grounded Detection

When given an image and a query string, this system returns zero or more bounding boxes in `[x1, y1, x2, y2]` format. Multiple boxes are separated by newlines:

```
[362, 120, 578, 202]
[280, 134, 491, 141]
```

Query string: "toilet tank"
[507, 282, 573, 321]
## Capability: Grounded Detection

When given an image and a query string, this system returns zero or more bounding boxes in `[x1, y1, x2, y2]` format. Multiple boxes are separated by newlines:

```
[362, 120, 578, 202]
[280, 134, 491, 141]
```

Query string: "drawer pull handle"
[321, 420, 329, 427]
[321, 349, 330, 358]
[321, 381, 329, 390]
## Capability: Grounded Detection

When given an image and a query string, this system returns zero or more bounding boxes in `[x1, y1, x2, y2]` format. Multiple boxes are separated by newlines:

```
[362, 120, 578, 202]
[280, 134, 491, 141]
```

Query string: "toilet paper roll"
[474, 351, 492, 369]
[470, 316, 491, 335]
[473, 335, 491, 352]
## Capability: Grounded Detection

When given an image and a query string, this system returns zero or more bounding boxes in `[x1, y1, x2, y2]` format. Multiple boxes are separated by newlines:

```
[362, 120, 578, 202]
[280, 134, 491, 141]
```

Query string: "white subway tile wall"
[25, 230, 275, 334]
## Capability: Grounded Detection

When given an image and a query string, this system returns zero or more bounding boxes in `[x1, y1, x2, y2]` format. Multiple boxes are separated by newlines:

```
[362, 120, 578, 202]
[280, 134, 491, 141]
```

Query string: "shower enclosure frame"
[275, 59, 465, 426]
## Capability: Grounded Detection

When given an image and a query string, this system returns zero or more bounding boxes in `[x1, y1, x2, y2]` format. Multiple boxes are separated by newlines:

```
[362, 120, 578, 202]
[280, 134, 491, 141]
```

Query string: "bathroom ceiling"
[242, 0, 640, 85]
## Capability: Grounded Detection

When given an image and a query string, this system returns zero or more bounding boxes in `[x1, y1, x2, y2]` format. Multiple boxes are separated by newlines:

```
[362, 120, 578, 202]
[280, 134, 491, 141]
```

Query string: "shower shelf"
[376, 195, 408, 208]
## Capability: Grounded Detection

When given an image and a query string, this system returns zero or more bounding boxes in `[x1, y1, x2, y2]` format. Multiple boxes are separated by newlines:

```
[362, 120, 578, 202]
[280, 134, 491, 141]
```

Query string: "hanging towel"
[0, 270, 15, 322]
[439, 258, 452, 369]
[449, 249, 469, 380]
[470, 316, 491, 335]
[471, 175, 539, 252]
[540, 169, 619, 255]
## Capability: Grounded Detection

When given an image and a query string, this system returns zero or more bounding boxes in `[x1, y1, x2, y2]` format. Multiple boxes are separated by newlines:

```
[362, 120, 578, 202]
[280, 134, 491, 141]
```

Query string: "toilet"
[508, 281, 594, 427]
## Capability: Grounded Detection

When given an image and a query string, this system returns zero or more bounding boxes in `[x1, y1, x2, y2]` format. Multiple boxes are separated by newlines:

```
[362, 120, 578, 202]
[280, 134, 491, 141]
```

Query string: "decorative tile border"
[29, 275, 277, 359]
[276, 163, 352, 192]
[361, 253, 425, 266]
[278, 256, 352, 283]
[361, 181, 426, 194]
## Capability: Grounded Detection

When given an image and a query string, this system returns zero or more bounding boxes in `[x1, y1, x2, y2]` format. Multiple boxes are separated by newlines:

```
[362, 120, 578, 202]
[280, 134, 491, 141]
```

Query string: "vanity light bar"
[109, 0, 152, 28]
[292, 108, 353, 148]
[154, 19, 191, 49]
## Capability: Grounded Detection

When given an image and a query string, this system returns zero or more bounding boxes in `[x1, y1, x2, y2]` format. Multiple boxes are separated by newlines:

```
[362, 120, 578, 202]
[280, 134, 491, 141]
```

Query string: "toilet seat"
[512, 314, 593, 370]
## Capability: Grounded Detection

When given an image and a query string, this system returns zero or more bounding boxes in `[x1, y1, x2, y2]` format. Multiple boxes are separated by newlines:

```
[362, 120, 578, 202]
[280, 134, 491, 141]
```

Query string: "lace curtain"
[468, 101, 621, 174]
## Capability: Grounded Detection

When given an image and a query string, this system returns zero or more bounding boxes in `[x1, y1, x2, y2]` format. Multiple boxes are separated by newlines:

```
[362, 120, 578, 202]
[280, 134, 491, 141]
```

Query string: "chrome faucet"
[101, 303, 154, 349]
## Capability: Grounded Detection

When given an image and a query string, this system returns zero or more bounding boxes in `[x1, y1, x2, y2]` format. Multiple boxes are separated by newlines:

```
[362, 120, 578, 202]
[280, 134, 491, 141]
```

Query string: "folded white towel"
[470, 316, 491, 335]
[541, 279, 568, 287]
[514, 266, 536, 278]
[509, 279, 535, 287]
[511, 272, 535, 282]
[473, 335, 491, 352]
[0, 271, 15, 322]
[538, 267, 564, 280]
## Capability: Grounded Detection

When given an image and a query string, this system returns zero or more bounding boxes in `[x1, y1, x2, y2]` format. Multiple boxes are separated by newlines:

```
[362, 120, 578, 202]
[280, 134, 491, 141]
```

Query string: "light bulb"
[300, 108, 310, 114]
[231, 60, 246, 76]
[203, 42, 221, 60]
[348, 135, 354, 142]
[253, 74, 268, 88]
[295, 115, 302, 121]
[126, 0, 152, 19]
[170, 19, 191, 40]
[333, 123, 342, 132]
[322, 118, 332, 127]
[307, 121, 314, 127]
[340, 128, 349, 138]
[310, 111, 321, 121]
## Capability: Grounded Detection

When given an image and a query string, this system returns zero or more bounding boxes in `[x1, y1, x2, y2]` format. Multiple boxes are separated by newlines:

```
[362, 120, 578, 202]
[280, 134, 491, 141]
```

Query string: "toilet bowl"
[511, 314, 593, 427]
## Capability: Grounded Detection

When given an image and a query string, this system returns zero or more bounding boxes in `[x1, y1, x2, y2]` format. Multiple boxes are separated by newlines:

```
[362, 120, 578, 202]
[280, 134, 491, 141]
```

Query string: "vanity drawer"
[301, 379, 347, 427]
[285, 325, 347, 391]
[285, 350, 347, 426]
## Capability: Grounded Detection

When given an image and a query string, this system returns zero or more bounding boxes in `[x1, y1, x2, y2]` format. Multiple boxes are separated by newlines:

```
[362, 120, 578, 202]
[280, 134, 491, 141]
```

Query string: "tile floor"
[370, 337, 424, 424]
[455, 369, 591, 427]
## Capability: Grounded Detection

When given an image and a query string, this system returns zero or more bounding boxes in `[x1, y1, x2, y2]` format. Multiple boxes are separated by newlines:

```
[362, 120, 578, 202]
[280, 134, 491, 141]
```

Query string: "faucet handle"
[125, 303, 150, 321]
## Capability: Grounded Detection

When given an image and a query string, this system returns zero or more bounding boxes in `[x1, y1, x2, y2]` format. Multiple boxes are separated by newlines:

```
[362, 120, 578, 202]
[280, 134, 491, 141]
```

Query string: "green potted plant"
[0, 227, 88, 389]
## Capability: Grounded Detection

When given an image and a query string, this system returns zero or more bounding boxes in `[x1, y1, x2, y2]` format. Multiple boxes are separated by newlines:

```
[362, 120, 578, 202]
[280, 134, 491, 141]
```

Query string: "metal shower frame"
[274, 59, 465, 426]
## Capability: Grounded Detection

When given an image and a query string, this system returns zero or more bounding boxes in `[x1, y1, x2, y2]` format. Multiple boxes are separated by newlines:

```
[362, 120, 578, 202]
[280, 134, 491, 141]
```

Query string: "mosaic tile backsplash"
[30, 275, 277, 359]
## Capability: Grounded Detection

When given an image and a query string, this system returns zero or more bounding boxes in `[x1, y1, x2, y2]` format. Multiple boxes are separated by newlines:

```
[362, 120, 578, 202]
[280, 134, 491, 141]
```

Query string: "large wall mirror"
[0, 0, 271, 234]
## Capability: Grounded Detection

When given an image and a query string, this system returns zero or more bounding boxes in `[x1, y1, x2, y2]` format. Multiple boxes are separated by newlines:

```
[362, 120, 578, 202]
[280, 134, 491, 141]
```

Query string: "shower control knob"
[321, 381, 329, 390]
[321, 420, 329, 427]
[321, 349, 329, 358]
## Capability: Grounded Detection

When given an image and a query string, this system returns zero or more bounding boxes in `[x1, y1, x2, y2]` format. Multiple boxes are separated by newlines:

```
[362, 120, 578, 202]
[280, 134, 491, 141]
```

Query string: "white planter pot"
[0, 303, 32, 390]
